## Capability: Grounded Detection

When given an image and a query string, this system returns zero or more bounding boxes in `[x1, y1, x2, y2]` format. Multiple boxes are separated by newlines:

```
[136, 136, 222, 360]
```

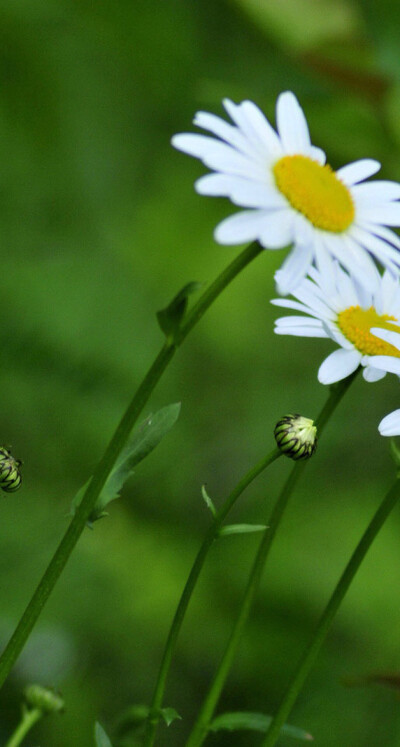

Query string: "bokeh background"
[1, 1, 400, 745]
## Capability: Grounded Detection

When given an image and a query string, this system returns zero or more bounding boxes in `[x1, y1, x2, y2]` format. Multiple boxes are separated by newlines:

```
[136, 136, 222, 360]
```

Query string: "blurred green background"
[1, 0, 400, 744]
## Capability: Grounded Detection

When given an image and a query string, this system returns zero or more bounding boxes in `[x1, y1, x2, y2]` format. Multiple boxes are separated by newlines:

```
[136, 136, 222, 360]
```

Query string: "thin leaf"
[218, 523, 268, 537]
[94, 722, 113, 747]
[201, 484, 216, 517]
[160, 707, 182, 727]
[157, 282, 202, 341]
[209, 711, 313, 741]
[70, 403, 181, 524]
[114, 704, 180, 735]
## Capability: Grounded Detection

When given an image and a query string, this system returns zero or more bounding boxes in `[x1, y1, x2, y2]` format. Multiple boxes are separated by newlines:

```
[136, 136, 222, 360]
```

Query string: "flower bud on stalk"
[274, 414, 317, 461]
[24, 684, 64, 714]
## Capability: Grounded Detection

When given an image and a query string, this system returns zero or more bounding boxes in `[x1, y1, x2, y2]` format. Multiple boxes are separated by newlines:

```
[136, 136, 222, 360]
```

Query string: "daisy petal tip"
[378, 410, 400, 437]
[171, 133, 186, 151]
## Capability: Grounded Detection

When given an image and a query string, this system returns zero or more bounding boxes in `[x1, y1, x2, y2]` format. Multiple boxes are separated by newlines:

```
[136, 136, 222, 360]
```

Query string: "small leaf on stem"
[218, 523, 268, 537]
[160, 707, 182, 727]
[157, 282, 202, 342]
[201, 484, 216, 516]
[70, 403, 181, 524]
[209, 711, 313, 740]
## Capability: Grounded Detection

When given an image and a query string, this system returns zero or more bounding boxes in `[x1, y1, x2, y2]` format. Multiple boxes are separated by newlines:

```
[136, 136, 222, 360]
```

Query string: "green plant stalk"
[143, 447, 282, 747]
[261, 476, 400, 747]
[5, 708, 42, 747]
[0, 241, 264, 690]
[185, 372, 357, 747]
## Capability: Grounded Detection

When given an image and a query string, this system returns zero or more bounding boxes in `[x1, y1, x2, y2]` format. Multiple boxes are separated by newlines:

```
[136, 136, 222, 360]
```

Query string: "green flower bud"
[0, 446, 22, 493]
[274, 414, 317, 461]
[24, 684, 64, 714]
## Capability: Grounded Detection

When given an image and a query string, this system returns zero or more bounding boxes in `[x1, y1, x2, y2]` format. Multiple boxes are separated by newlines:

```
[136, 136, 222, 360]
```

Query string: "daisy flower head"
[271, 259, 400, 385]
[172, 92, 400, 295]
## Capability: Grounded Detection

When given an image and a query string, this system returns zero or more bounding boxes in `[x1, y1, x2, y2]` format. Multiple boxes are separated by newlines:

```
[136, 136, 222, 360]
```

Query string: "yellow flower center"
[337, 306, 400, 357]
[273, 155, 355, 232]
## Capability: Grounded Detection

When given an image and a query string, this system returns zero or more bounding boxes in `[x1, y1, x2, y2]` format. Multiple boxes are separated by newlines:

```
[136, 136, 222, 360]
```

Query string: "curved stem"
[143, 447, 282, 747]
[0, 241, 264, 690]
[185, 372, 357, 747]
[5, 708, 42, 747]
[261, 476, 400, 747]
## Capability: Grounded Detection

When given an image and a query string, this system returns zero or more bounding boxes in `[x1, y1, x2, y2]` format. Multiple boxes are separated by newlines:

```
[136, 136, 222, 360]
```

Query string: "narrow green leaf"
[160, 707, 182, 727]
[157, 282, 202, 341]
[94, 722, 114, 747]
[209, 711, 313, 741]
[70, 403, 181, 524]
[201, 484, 216, 517]
[218, 523, 268, 537]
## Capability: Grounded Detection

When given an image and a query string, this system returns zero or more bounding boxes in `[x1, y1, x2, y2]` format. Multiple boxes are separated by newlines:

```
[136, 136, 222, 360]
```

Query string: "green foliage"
[157, 282, 202, 343]
[218, 523, 268, 537]
[70, 403, 181, 524]
[201, 484, 217, 517]
[209, 711, 313, 741]
[94, 722, 113, 747]
[160, 707, 182, 727]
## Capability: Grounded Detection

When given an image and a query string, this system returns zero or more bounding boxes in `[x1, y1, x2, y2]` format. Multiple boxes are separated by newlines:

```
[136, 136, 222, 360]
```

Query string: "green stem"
[0, 241, 264, 690]
[5, 708, 42, 747]
[261, 476, 400, 746]
[143, 447, 282, 747]
[185, 372, 357, 747]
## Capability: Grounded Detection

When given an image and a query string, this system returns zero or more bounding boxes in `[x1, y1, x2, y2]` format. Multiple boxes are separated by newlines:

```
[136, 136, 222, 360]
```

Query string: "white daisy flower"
[271, 258, 400, 384]
[172, 91, 400, 295]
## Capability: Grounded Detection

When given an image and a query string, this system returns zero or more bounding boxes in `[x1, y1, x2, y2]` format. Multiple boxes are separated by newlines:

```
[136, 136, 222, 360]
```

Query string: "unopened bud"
[274, 414, 317, 461]
[24, 684, 64, 714]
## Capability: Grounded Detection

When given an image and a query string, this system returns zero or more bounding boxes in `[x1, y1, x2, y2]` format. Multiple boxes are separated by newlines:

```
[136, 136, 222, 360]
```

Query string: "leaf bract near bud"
[274, 415, 317, 461]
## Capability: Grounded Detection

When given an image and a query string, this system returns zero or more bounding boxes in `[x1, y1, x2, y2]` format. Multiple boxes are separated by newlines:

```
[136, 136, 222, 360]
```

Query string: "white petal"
[349, 226, 400, 272]
[193, 110, 257, 157]
[323, 232, 380, 292]
[365, 223, 400, 250]
[274, 326, 328, 337]
[240, 100, 283, 157]
[274, 243, 313, 296]
[223, 99, 282, 158]
[367, 355, 400, 375]
[171, 133, 264, 179]
[370, 327, 400, 351]
[291, 281, 336, 320]
[318, 349, 362, 384]
[276, 91, 312, 155]
[362, 366, 387, 382]
[313, 244, 338, 297]
[274, 315, 325, 331]
[378, 409, 400, 436]
[322, 322, 354, 350]
[310, 146, 326, 164]
[352, 181, 400, 205]
[214, 209, 268, 244]
[271, 298, 313, 313]
[195, 174, 286, 209]
[336, 159, 381, 186]
[259, 210, 295, 248]
[359, 203, 400, 226]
